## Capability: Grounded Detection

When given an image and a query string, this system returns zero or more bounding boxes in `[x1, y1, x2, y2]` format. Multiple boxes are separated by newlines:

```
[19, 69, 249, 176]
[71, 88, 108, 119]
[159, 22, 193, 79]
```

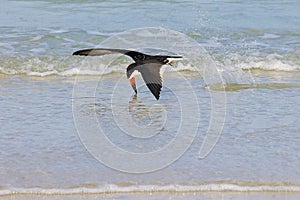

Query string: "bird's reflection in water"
[128, 94, 166, 129]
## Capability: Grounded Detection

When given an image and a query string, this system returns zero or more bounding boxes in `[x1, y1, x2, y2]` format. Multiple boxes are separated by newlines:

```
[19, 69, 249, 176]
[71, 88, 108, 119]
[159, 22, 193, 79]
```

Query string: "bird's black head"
[156, 56, 170, 65]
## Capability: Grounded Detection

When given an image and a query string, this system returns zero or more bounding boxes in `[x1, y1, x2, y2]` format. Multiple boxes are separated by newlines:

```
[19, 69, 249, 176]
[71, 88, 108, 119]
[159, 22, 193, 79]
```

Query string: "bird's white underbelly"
[129, 70, 141, 79]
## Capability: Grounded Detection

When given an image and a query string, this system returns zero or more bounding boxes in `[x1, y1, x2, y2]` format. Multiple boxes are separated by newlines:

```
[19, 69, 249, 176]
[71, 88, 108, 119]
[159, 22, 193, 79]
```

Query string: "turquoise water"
[0, 0, 300, 199]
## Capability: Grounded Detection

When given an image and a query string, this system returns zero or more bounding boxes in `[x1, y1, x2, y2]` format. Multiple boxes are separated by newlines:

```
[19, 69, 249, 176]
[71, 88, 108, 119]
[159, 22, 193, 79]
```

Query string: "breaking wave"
[1, 183, 300, 196]
[0, 53, 299, 77]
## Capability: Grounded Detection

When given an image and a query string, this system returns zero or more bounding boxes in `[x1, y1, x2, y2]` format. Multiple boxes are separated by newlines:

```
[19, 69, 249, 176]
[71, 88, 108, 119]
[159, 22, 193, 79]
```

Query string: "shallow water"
[1, 74, 299, 192]
[0, 0, 300, 199]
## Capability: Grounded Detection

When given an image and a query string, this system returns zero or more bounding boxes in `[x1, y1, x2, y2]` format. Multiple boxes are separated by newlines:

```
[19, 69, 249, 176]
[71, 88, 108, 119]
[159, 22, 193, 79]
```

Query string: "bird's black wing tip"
[146, 83, 161, 101]
[154, 92, 160, 100]
[72, 50, 86, 56]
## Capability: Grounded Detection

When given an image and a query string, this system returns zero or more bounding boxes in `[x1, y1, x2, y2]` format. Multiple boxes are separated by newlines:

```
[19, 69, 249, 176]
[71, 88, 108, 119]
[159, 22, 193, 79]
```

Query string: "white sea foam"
[30, 35, 44, 42]
[86, 30, 115, 36]
[29, 48, 46, 53]
[246, 41, 269, 47]
[240, 60, 299, 71]
[239, 54, 299, 71]
[26, 68, 120, 77]
[259, 33, 281, 39]
[1, 184, 300, 196]
[49, 29, 69, 34]
[0, 53, 299, 77]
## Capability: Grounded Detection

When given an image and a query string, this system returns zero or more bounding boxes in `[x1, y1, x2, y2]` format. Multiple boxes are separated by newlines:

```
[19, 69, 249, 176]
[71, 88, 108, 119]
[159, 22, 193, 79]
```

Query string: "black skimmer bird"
[73, 48, 182, 100]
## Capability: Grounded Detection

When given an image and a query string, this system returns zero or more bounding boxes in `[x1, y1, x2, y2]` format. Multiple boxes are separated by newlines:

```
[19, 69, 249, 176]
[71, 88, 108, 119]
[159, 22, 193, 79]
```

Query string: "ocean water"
[0, 0, 300, 199]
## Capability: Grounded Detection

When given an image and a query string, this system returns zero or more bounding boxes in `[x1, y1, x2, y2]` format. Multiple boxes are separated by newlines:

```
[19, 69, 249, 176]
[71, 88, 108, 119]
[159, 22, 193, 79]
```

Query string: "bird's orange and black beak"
[168, 60, 174, 66]
[129, 77, 137, 94]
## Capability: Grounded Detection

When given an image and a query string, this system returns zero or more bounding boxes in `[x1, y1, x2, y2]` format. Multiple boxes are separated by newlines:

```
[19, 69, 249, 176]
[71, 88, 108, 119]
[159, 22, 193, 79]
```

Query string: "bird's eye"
[164, 59, 169, 64]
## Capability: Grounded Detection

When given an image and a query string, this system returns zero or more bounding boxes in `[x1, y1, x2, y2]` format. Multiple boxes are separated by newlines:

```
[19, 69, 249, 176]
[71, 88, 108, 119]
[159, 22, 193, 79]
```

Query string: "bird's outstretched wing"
[73, 48, 183, 63]
[72, 48, 147, 62]
[73, 48, 182, 100]
[137, 63, 163, 100]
